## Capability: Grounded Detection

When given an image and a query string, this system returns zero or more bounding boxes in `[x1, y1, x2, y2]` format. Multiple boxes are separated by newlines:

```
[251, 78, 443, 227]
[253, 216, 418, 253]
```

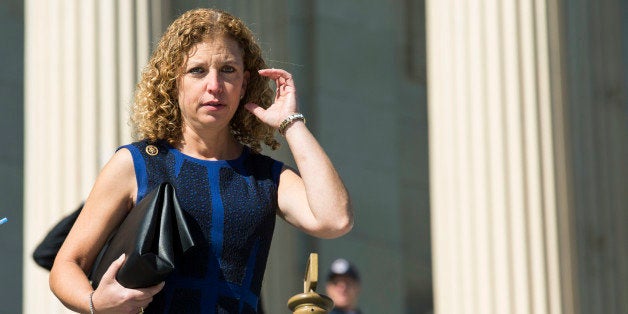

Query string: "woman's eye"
[221, 66, 236, 73]
[188, 67, 204, 74]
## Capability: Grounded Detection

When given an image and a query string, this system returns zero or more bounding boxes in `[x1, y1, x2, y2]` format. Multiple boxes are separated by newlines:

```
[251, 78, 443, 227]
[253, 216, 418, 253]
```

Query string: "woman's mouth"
[201, 102, 225, 110]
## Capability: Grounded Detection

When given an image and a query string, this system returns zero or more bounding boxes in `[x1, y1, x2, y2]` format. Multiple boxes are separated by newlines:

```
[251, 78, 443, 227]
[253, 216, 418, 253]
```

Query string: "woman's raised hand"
[244, 68, 300, 129]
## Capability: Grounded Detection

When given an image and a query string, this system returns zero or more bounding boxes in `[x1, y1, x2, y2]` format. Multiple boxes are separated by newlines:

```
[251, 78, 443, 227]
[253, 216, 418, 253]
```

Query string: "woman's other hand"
[92, 254, 165, 314]
[244, 68, 299, 128]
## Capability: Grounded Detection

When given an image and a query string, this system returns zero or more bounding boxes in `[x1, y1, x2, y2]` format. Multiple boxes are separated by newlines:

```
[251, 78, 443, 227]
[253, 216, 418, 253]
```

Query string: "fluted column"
[426, 0, 576, 313]
[23, 0, 158, 312]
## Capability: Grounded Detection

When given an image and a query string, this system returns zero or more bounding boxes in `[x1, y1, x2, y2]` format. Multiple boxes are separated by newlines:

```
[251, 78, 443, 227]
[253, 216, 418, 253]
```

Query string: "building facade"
[0, 0, 623, 313]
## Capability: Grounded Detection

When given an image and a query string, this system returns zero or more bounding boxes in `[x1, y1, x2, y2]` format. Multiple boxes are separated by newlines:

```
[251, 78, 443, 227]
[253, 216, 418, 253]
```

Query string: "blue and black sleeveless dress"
[120, 140, 283, 313]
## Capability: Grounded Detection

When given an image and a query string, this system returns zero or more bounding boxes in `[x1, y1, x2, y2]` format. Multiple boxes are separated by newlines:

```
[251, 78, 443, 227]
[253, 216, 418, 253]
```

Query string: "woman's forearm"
[284, 120, 353, 237]
[50, 260, 94, 313]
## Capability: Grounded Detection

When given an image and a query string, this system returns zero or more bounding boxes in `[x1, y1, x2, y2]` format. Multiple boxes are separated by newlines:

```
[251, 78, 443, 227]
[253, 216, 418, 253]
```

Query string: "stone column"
[23, 0, 158, 312]
[426, 0, 576, 313]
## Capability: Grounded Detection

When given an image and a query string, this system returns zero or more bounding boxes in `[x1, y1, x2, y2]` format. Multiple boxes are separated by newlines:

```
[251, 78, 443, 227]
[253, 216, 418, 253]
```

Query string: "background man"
[325, 258, 362, 314]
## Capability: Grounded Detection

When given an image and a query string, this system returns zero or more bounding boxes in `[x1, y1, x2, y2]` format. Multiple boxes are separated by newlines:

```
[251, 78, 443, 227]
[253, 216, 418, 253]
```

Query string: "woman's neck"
[176, 127, 242, 160]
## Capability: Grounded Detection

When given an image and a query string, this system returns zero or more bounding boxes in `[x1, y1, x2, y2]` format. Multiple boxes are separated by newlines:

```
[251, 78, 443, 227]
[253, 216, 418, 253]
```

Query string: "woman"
[50, 8, 353, 314]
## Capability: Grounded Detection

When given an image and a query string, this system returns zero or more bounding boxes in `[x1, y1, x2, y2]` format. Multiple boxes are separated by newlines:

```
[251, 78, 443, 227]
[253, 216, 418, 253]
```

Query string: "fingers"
[252, 68, 299, 124]
[93, 258, 163, 313]
[259, 69, 294, 94]
[258, 68, 292, 80]
[117, 282, 162, 313]
[136, 282, 166, 301]
[102, 254, 126, 283]
[127, 282, 163, 313]
[244, 103, 265, 116]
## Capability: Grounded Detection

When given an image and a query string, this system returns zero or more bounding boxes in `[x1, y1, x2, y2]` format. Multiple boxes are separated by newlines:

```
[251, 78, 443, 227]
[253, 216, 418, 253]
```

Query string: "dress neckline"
[163, 142, 249, 166]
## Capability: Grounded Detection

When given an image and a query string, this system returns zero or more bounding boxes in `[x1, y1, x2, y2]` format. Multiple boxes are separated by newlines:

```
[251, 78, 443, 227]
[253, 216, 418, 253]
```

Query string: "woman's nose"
[205, 70, 222, 94]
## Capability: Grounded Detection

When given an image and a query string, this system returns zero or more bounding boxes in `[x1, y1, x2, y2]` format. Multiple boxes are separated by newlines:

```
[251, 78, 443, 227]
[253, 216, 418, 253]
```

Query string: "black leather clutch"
[89, 182, 196, 289]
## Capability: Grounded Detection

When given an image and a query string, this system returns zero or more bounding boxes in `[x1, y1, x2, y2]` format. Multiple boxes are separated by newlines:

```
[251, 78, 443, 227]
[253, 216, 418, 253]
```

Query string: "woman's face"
[177, 35, 249, 133]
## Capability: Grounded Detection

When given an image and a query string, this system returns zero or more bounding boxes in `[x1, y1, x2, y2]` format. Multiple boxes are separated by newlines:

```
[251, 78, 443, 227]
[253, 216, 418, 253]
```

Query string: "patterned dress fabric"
[121, 140, 282, 313]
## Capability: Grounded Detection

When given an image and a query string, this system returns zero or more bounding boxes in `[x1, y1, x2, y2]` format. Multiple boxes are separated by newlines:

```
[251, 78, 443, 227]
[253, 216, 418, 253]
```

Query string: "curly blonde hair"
[131, 8, 279, 152]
